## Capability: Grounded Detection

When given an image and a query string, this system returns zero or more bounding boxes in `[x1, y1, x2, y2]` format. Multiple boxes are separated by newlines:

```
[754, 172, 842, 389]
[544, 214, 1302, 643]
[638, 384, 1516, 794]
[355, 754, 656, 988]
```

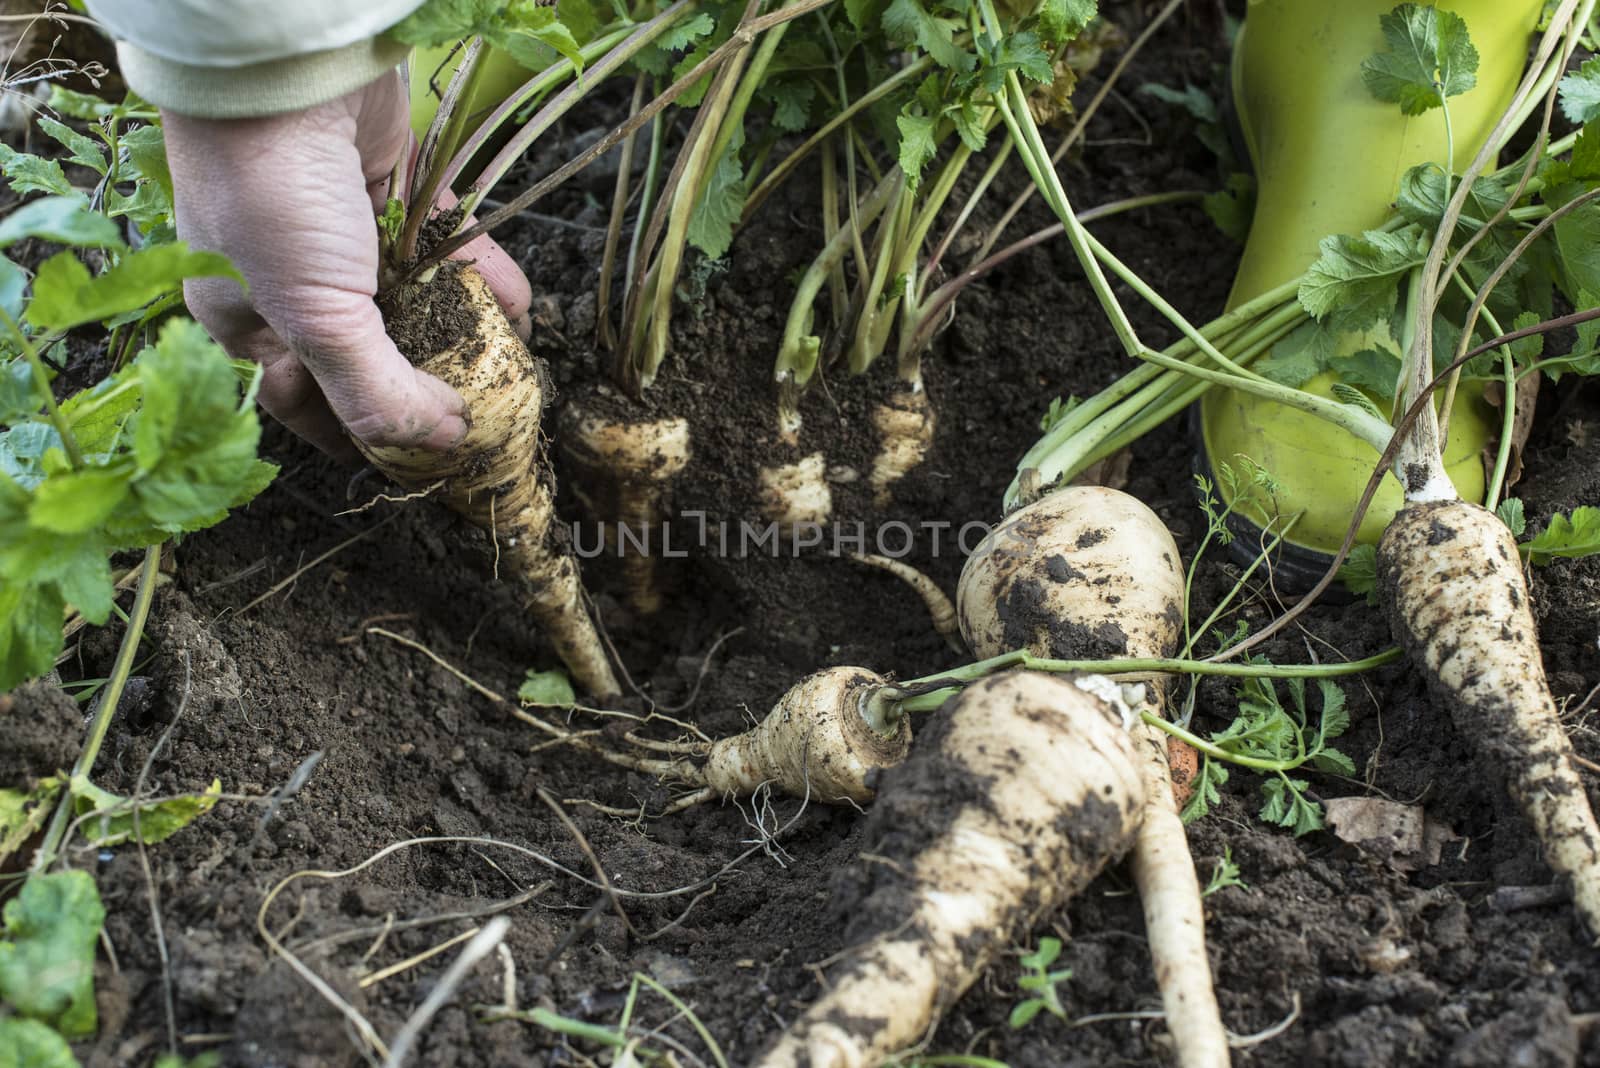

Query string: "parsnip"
[1378, 498, 1600, 936]
[867, 384, 935, 507]
[758, 451, 833, 532]
[364, 267, 620, 697]
[958, 485, 1230, 1068]
[753, 670, 1146, 1068]
[559, 400, 691, 616]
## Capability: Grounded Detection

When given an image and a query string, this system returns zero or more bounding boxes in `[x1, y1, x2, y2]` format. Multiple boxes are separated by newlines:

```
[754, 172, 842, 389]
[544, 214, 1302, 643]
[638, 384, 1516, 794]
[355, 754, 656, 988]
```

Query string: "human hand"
[163, 69, 533, 460]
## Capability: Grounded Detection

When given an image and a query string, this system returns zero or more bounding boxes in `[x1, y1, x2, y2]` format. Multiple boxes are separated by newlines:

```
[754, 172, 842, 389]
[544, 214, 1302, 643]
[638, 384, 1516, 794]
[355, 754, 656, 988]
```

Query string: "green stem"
[32, 544, 162, 874]
[889, 647, 1400, 714]
[1140, 712, 1306, 773]
[1, 306, 82, 468]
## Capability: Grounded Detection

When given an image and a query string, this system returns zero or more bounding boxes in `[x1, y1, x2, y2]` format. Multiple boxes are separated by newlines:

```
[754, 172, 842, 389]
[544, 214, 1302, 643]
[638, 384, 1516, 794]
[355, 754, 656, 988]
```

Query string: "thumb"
[274, 286, 470, 451]
[435, 187, 534, 340]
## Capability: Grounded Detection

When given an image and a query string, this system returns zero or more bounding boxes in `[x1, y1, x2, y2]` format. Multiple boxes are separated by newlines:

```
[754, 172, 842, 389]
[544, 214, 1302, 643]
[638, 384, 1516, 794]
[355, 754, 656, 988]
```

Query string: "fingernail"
[426, 413, 470, 451]
[512, 310, 532, 342]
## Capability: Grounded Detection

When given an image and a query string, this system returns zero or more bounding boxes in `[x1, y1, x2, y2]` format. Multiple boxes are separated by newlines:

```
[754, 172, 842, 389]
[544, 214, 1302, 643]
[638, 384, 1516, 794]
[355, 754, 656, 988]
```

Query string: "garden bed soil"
[18, 6, 1600, 1066]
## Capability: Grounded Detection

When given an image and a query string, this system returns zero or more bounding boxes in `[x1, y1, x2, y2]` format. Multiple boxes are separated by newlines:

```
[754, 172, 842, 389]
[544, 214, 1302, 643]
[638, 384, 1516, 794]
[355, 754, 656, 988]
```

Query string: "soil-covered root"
[363, 267, 619, 697]
[695, 667, 909, 804]
[957, 486, 1229, 1068]
[1378, 498, 1600, 939]
[759, 451, 833, 532]
[867, 384, 935, 507]
[558, 399, 691, 615]
[752, 670, 1146, 1068]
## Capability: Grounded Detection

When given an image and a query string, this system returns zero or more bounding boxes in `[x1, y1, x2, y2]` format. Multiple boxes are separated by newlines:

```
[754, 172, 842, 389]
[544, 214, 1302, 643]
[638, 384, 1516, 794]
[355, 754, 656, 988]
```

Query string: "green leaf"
[29, 465, 132, 534]
[1310, 748, 1356, 777]
[1551, 200, 1600, 302]
[0, 196, 122, 250]
[1019, 937, 1061, 969]
[766, 80, 815, 133]
[0, 1017, 79, 1068]
[686, 143, 748, 260]
[1137, 82, 1218, 124]
[896, 109, 938, 188]
[1524, 506, 1600, 564]
[0, 779, 64, 867]
[47, 85, 121, 120]
[1298, 229, 1424, 331]
[1497, 496, 1527, 536]
[37, 117, 106, 176]
[519, 667, 576, 705]
[883, 0, 974, 73]
[1329, 347, 1403, 401]
[70, 777, 223, 847]
[1316, 680, 1350, 741]
[0, 579, 69, 693]
[1255, 319, 1337, 387]
[633, 11, 714, 75]
[1180, 756, 1228, 823]
[1259, 777, 1324, 836]
[0, 257, 25, 323]
[0, 870, 105, 1037]
[1009, 998, 1046, 1029]
[1395, 162, 1509, 232]
[490, 2, 585, 71]
[27, 244, 240, 332]
[1361, 3, 1478, 115]
[1559, 56, 1600, 123]
[1037, 0, 1096, 45]
[1203, 172, 1255, 243]
[389, 0, 508, 44]
[0, 145, 76, 198]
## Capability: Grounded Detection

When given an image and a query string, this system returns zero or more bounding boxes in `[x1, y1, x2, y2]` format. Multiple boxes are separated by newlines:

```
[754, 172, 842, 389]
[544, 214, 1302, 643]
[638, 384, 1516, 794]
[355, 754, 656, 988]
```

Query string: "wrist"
[117, 37, 413, 120]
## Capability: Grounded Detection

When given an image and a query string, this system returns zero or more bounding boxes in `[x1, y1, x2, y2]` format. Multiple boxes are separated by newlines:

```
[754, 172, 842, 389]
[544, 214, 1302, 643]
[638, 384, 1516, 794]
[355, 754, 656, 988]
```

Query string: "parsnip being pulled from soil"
[364, 268, 619, 697]
[958, 485, 1230, 1068]
[558, 400, 691, 616]
[753, 670, 1145, 1068]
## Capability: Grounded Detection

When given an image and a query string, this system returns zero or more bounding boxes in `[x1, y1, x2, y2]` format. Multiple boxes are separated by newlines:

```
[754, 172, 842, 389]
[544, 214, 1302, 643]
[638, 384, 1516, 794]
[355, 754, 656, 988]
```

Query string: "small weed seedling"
[1008, 937, 1071, 1029]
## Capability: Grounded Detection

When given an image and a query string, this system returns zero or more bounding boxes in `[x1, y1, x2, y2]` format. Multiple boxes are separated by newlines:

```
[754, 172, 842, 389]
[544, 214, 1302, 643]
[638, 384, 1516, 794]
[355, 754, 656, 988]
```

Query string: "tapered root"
[1379, 499, 1600, 940]
[559, 401, 692, 615]
[958, 486, 1229, 1068]
[868, 384, 935, 506]
[364, 267, 620, 697]
[698, 667, 909, 804]
[753, 671, 1145, 1068]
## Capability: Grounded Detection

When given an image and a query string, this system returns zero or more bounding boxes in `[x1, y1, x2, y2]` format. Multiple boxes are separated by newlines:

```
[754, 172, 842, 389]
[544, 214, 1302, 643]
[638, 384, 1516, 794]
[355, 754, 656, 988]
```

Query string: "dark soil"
[16, 7, 1600, 1068]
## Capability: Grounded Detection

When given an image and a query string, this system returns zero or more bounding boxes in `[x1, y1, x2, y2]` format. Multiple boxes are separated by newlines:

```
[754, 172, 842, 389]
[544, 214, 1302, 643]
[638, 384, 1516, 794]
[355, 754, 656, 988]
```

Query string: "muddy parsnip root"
[759, 451, 833, 532]
[753, 670, 1145, 1068]
[867, 384, 935, 507]
[1379, 498, 1600, 938]
[363, 267, 619, 697]
[958, 485, 1230, 1068]
[559, 402, 691, 616]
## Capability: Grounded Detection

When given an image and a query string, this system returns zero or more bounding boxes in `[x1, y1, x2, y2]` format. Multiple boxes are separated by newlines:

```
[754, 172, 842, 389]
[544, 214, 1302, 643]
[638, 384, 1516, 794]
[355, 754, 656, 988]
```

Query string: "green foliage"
[71, 777, 223, 847]
[1298, 229, 1425, 332]
[520, 667, 578, 705]
[391, 0, 585, 69]
[1523, 506, 1600, 564]
[1008, 937, 1070, 1029]
[1337, 543, 1380, 603]
[1361, 3, 1478, 116]
[1037, 395, 1081, 432]
[1496, 496, 1527, 537]
[1181, 672, 1353, 837]
[0, 1018, 78, 1068]
[0, 778, 64, 867]
[0, 871, 104, 1039]
[1558, 55, 1600, 124]
[1201, 845, 1245, 897]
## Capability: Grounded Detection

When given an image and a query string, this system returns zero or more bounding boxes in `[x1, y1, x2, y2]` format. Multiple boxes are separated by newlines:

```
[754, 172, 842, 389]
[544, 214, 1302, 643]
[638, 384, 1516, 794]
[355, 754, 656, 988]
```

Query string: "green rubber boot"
[1199, 0, 1542, 567]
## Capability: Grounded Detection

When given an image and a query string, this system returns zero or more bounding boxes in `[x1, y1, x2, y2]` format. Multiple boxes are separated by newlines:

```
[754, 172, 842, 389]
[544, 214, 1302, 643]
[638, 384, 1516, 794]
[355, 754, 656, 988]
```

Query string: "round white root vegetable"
[867, 385, 935, 507]
[753, 670, 1146, 1068]
[364, 268, 619, 697]
[958, 486, 1230, 1068]
[559, 401, 691, 616]
[759, 451, 833, 532]
[695, 666, 910, 804]
[1378, 499, 1600, 937]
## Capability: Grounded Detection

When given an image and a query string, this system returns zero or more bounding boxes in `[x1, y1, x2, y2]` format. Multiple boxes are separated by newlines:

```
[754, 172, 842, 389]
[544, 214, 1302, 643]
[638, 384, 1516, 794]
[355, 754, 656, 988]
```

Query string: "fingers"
[433, 186, 533, 340]
[272, 283, 470, 452]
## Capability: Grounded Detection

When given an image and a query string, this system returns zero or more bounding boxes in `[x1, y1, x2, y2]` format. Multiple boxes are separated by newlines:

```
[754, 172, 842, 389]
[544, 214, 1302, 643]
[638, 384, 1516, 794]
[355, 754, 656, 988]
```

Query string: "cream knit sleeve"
[81, 1, 428, 118]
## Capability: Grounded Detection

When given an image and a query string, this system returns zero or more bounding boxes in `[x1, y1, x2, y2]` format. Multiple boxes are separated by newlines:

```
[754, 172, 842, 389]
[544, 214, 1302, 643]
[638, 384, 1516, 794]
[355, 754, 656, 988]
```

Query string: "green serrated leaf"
[71, 777, 223, 846]
[1203, 172, 1255, 243]
[1298, 229, 1424, 331]
[0, 870, 104, 1037]
[27, 244, 240, 332]
[47, 85, 121, 120]
[29, 464, 133, 534]
[1361, 3, 1478, 115]
[1316, 680, 1350, 740]
[686, 142, 747, 260]
[37, 117, 107, 175]
[1559, 55, 1600, 124]
[1524, 506, 1600, 564]
[1330, 347, 1403, 401]
[1255, 319, 1337, 387]
[0, 779, 64, 867]
[1497, 496, 1527, 536]
[0, 144, 76, 198]
[1137, 82, 1217, 124]
[1036, 0, 1095, 45]
[883, 0, 974, 73]
[0, 196, 122, 250]
[519, 667, 576, 705]
[896, 108, 938, 188]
